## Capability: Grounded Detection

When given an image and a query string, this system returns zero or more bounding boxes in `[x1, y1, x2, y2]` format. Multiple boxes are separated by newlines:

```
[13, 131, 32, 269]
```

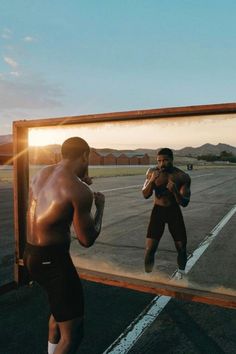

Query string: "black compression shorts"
[147, 204, 187, 243]
[23, 243, 84, 322]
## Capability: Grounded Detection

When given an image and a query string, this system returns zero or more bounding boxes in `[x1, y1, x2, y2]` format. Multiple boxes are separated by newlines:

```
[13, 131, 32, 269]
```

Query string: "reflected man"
[23, 137, 105, 354]
[142, 148, 191, 279]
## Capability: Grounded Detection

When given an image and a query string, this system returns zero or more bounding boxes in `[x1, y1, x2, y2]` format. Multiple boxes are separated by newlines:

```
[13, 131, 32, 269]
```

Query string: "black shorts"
[23, 243, 84, 322]
[147, 204, 187, 243]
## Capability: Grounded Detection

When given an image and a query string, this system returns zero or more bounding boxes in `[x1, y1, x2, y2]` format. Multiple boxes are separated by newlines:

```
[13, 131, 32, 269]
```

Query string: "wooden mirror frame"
[13, 102, 236, 308]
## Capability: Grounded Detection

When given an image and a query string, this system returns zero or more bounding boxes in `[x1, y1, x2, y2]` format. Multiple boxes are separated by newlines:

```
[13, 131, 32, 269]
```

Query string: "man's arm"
[81, 165, 93, 185]
[142, 168, 158, 199]
[167, 175, 191, 207]
[72, 184, 105, 247]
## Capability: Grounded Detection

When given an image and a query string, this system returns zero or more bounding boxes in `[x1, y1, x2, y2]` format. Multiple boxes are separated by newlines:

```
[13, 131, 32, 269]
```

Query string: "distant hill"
[94, 147, 154, 156]
[97, 144, 236, 158]
[174, 143, 236, 157]
[0, 134, 235, 158]
[41, 144, 61, 153]
[0, 135, 12, 145]
[96, 143, 236, 158]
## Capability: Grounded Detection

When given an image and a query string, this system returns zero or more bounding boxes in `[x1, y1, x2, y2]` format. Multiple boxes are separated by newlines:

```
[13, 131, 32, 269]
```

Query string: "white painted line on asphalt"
[101, 185, 142, 193]
[184, 203, 236, 273]
[103, 204, 236, 354]
[103, 296, 171, 354]
[207, 190, 217, 195]
[100, 173, 213, 193]
[192, 173, 213, 178]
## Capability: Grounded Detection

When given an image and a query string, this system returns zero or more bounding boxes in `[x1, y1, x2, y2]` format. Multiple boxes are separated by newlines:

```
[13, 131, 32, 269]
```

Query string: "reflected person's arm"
[72, 183, 105, 247]
[142, 168, 157, 199]
[167, 175, 191, 207]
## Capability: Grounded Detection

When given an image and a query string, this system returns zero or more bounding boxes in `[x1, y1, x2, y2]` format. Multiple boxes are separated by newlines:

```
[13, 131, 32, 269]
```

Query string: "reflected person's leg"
[167, 206, 187, 274]
[144, 238, 159, 273]
[174, 240, 187, 271]
[48, 315, 60, 354]
[144, 205, 165, 273]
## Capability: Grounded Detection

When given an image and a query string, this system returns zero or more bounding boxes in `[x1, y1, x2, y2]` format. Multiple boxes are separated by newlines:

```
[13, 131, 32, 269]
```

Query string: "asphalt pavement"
[0, 167, 236, 353]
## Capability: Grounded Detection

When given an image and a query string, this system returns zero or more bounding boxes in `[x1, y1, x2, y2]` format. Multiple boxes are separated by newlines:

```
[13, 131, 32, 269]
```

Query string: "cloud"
[2, 34, 10, 39]
[0, 76, 64, 110]
[1, 28, 12, 39]
[0, 75, 65, 134]
[4, 56, 18, 68]
[10, 71, 21, 77]
[23, 36, 36, 42]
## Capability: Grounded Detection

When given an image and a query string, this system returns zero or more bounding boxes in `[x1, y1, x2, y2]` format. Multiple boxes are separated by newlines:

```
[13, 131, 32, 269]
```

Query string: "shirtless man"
[23, 137, 105, 354]
[142, 148, 191, 279]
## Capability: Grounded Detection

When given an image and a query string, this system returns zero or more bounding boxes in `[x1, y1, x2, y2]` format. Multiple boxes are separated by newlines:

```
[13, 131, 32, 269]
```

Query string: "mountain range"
[0, 135, 12, 145]
[95, 143, 236, 157]
[0, 135, 235, 157]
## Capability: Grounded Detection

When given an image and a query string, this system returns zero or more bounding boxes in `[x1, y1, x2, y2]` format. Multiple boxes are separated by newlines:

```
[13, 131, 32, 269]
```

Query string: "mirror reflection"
[28, 113, 236, 297]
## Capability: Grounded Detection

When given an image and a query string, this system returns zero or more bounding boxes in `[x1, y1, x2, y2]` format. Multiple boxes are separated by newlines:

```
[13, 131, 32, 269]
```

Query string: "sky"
[29, 114, 236, 149]
[1, 0, 236, 146]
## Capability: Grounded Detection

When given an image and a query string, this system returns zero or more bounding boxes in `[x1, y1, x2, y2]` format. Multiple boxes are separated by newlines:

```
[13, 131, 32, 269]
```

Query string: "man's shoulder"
[69, 176, 93, 200]
[31, 165, 54, 184]
[173, 167, 191, 181]
[146, 166, 158, 174]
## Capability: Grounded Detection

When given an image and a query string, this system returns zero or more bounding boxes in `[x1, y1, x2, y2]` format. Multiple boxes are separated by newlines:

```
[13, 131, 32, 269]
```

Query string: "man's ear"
[82, 151, 89, 162]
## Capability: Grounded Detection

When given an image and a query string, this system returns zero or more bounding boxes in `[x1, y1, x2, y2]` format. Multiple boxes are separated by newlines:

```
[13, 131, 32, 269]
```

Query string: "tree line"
[197, 151, 236, 163]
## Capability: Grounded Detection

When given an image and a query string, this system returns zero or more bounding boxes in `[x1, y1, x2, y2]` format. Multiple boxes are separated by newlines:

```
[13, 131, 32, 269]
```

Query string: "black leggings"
[147, 204, 187, 243]
[146, 204, 187, 270]
[23, 243, 84, 322]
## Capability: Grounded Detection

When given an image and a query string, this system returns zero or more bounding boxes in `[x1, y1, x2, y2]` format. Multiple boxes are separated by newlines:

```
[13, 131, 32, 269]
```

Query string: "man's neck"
[58, 159, 83, 177]
[158, 166, 174, 173]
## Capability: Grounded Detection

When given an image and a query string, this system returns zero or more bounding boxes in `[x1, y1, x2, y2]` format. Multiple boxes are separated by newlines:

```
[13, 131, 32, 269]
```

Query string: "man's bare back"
[28, 164, 89, 245]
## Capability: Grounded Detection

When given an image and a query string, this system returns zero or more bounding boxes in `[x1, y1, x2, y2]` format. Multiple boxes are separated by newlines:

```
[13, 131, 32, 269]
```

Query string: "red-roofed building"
[0, 143, 13, 165]
[89, 149, 103, 165]
[102, 153, 117, 165]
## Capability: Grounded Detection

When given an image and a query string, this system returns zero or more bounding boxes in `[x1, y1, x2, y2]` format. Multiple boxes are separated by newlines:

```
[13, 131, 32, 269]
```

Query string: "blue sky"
[1, 0, 236, 135]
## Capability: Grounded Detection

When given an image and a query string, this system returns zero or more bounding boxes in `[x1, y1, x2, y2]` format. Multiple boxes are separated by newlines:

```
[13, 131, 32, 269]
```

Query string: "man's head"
[61, 137, 90, 160]
[157, 148, 173, 171]
[61, 137, 90, 177]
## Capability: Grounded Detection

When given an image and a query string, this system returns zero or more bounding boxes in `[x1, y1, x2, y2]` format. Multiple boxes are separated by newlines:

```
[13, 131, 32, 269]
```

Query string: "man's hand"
[147, 168, 159, 182]
[82, 176, 93, 185]
[142, 168, 158, 199]
[94, 192, 105, 209]
[167, 180, 178, 194]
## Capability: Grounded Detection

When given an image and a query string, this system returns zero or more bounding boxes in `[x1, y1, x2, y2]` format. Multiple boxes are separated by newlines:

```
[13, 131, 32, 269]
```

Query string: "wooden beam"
[13, 123, 30, 285]
[13, 102, 236, 128]
[78, 268, 236, 310]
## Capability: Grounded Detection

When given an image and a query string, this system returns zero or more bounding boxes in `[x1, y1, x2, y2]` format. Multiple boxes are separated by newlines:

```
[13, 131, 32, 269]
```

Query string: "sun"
[28, 127, 71, 147]
[29, 128, 52, 146]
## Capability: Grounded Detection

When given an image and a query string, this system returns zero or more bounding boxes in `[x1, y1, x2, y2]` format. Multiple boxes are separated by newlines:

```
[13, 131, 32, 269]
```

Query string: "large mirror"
[25, 114, 236, 304]
[24, 110, 236, 304]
